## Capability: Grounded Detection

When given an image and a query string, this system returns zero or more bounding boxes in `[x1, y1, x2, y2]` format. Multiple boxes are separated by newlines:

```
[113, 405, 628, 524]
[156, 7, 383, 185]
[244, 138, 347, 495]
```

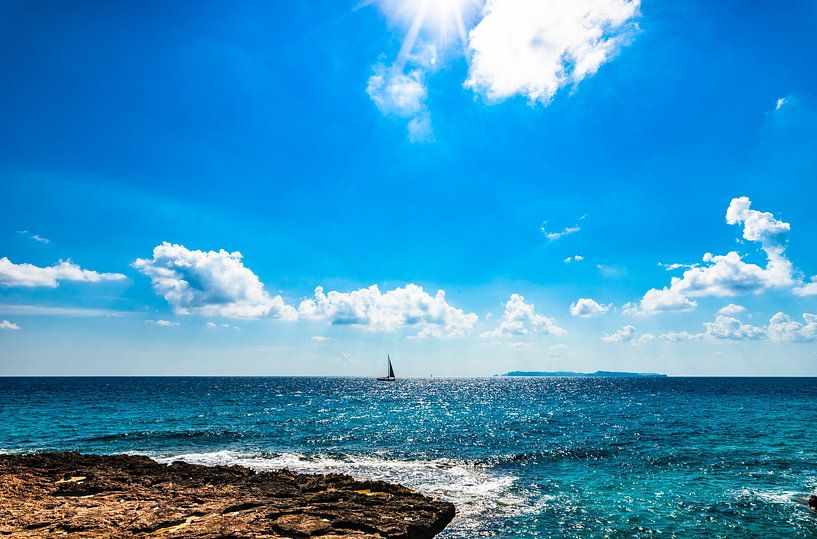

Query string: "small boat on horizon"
[376, 355, 396, 382]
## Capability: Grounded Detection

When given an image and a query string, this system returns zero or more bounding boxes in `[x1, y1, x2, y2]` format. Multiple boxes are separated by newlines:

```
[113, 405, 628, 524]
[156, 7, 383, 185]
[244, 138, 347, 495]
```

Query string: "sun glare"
[372, 0, 483, 65]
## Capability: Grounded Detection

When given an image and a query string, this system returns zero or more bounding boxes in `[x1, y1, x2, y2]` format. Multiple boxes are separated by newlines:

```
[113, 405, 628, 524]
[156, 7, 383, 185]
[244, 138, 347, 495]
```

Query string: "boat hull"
[376, 377, 396, 382]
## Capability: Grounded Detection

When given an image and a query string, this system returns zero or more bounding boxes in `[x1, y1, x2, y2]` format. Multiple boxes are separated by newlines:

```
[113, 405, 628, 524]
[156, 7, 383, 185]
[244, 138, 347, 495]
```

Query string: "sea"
[1, 376, 815, 537]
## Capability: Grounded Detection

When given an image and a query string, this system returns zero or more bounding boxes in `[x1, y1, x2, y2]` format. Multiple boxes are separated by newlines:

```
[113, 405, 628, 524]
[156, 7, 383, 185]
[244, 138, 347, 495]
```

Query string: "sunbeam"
[375, 0, 483, 64]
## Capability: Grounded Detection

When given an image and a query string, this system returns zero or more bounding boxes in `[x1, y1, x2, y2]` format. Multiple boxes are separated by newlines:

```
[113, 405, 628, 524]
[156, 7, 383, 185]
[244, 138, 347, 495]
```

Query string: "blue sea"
[1, 377, 816, 537]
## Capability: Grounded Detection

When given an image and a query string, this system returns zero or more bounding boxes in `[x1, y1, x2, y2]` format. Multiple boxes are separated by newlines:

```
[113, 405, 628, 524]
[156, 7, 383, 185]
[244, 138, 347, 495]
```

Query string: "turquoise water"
[1, 377, 816, 537]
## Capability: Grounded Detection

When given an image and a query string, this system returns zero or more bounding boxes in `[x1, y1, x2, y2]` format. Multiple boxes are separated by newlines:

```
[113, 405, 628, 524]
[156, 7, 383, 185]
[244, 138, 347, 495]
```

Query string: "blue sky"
[1, 0, 816, 375]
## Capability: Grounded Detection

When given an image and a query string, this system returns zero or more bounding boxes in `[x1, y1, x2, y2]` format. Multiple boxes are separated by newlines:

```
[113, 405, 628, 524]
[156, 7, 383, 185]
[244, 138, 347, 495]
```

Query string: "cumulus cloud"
[298, 284, 476, 337]
[660, 331, 706, 342]
[601, 325, 635, 343]
[0, 320, 20, 330]
[564, 255, 584, 263]
[767, 312, 817, 342]
[569, 298, 610, 317]
[704, 315, 766, 341]
[367, 65, 426, 116]
[658, 312, 816, 343]
[726, 197, 791, 253]
[793, 276, 817, 296]
[134, 242, 296, 320]
[368, 0, 641, 139]
[0, 257, 126, 288]
[482, 293, 565, 337]
[637, 333, 656, 343]
[367, 64, 433, 142]
[717, 303, 746, 315]
[465, 0, 640, 104]
[629, 197, 795, 314]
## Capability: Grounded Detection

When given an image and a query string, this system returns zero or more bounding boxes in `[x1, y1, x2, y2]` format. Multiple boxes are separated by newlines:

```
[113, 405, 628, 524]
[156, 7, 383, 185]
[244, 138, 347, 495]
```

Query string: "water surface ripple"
[1, 377, 815, 537]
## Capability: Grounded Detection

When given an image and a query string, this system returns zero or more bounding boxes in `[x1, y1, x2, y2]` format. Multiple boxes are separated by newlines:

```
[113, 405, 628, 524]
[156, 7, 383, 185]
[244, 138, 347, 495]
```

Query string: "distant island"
[500, 371, 667, 378]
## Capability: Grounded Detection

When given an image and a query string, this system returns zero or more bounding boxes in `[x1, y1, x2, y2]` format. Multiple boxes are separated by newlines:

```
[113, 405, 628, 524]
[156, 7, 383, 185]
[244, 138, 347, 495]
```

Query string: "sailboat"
[376, 355, 396, 381]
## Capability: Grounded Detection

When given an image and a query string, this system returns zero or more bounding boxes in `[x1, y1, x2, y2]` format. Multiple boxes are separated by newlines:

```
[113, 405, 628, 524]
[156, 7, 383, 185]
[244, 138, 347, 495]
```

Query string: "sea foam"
[153, 450, 529, 536]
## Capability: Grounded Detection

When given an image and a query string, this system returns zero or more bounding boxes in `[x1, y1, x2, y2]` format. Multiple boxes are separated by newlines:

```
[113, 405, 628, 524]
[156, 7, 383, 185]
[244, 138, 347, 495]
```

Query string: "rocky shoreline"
[0, 452, 455, 538]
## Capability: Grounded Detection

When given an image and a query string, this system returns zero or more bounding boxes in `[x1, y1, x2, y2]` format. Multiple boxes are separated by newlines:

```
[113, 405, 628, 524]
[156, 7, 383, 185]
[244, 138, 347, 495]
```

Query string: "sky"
[1, 0, 816, 376]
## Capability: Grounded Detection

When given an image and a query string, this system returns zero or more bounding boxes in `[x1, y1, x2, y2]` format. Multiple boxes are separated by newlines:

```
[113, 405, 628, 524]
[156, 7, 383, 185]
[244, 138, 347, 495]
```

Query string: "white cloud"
[205, 321, 239, 330]
[0, 304, 126, 317]
[541, 216, 584, 241]
[601, 325, 635, 343]
[630, 197, 795, 314]
[134, 242, 296, 320]
[17, 230, 50, 244]
[367, 64, 433, 142]
[657, 312, 816, 343]
[298, 284, 476, 337]
[569, 297, 610, 317]
[775, 97, 788, 111]
[726, 196, 791, 252]
[368, 65, 426, 116]
[767, 312, 817, 342]
[660, 331, 706, 342]
[597, 264, 626, 278]
[717, 303, 745, 315]
[793, 276, 817, 296]
[0, 257, 126, 288]
[482, 293, 565, 337]
[407, 112, 434, 142]
[368, 0, 641, 138]
[0, 320, 20, 330]
[704, 315, 766, 341]
[310, 335, 331, 342]
[146, 319, 180, 327]
[637, 333, 656, 343]
[658, 262, 697, 271]
[544, 225, 580, 241]
[465, 0, 640, 104]
[564, 255, 584, 263]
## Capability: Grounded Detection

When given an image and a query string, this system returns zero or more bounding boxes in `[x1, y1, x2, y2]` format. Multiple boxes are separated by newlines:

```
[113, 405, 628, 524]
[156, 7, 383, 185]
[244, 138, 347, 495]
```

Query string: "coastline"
[0, 452, 455, 538]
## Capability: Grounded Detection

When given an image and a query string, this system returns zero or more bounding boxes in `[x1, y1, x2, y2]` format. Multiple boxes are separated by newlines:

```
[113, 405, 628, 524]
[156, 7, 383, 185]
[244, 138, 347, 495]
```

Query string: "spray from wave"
[152, 450, 535, 536]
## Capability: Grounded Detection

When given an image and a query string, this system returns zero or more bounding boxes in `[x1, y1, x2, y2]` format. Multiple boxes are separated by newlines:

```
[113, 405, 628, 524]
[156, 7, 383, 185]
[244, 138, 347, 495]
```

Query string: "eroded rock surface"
[0, 452, 455, 538]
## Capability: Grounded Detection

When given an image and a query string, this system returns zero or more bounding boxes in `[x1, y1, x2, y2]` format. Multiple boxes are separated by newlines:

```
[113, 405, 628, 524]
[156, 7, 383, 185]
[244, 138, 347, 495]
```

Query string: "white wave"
[734, 488, 801, 505]
[152, 450, 528, 535]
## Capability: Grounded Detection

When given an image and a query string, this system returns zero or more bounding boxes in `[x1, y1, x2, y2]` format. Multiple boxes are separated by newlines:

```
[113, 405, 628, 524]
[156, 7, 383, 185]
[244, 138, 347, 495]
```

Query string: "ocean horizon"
[3, 376, 816, 537]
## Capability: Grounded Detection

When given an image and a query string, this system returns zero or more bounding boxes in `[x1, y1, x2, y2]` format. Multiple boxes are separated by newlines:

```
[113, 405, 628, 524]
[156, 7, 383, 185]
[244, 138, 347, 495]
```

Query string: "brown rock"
[0, 452, 455, 538]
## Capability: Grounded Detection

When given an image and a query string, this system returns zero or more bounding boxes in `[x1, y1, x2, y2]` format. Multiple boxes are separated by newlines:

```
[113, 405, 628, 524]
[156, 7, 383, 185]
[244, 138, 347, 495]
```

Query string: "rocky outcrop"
[0, 452, 455, 538]
[809, 494, 817, 511]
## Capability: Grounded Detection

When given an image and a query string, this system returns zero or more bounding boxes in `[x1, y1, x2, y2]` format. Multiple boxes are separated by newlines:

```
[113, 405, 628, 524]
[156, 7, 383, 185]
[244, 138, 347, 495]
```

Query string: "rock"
[809, 494, 817, 511]
[0, 452, 455, 538]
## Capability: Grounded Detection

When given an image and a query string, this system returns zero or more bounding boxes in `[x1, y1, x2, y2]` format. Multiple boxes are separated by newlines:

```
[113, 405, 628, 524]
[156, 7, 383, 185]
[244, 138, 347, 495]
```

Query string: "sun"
[369, 0, 483, 65]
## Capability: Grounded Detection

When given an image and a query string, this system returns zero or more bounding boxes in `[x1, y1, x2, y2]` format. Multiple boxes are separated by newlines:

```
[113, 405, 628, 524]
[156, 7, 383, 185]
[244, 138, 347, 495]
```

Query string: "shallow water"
[1, 377, 816, 537]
